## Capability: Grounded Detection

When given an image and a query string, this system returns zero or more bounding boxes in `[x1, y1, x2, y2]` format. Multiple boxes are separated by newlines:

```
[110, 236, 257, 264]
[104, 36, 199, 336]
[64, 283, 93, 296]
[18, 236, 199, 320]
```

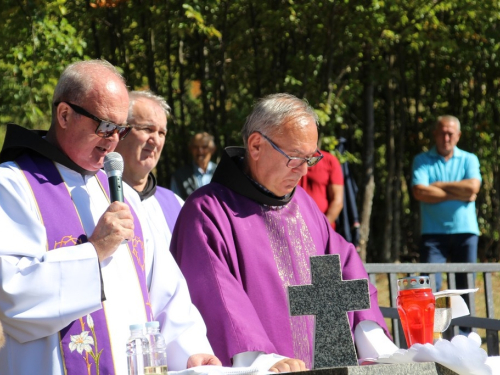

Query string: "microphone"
[103, 152, 124, 203]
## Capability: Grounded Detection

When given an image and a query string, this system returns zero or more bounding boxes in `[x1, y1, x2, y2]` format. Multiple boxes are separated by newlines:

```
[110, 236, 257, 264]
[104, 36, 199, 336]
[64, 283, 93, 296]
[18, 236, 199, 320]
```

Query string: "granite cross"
[288, 254, 370, 369]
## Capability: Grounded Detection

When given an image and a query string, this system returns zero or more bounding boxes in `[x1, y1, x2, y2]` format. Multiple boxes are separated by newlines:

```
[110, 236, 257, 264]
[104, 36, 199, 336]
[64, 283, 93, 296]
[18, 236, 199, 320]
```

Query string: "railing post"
[484, 272, 499, 355]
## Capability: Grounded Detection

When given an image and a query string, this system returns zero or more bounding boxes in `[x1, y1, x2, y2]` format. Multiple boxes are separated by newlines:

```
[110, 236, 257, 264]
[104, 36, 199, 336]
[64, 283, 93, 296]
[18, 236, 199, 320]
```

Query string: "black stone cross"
[288, 254, 370, 369]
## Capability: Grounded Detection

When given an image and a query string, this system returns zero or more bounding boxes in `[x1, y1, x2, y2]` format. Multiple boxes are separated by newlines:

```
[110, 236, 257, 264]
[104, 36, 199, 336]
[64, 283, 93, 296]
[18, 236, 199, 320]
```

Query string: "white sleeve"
[354, 320, 399, 359]
[0, 163, 102, 343]
[232, 352, 287, 371]
[135, 194, 213, 371]
[153, 250, 214, 370]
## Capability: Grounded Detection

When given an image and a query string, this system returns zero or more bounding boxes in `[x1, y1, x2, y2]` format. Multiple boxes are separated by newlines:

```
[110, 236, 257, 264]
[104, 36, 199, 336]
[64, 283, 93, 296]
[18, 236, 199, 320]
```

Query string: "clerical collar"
[133, 172, 157, 201]
[211, 147, 295, 206]
[0, 123, 96, 175]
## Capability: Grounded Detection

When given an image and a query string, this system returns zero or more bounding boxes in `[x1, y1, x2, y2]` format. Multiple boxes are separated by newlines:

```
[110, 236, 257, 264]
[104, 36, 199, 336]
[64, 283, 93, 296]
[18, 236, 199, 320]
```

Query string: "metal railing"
[364, 263, 500, 355]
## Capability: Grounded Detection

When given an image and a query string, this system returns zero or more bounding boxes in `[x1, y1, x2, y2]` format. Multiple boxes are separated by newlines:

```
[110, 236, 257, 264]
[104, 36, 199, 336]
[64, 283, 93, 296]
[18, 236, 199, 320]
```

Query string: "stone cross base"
[295, 362, 459, 375]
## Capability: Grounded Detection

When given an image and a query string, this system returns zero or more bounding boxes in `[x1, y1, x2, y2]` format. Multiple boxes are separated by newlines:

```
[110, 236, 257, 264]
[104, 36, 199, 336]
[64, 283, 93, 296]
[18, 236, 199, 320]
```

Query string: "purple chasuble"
[16, 153, 152, 375]
[154, 186, 182, 233]
[171, 183, 389, 368]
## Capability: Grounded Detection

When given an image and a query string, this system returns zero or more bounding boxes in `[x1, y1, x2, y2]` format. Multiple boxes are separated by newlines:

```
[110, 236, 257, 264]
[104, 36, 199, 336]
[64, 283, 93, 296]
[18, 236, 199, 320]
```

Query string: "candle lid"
[397, 276, 431, 290]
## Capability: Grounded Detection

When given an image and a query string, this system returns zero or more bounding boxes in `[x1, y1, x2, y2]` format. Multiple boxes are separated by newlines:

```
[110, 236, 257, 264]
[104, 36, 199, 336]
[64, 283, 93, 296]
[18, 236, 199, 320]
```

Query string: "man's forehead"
[273, 127, 319, 156]
[192, 137, 209, 146]
[133, 101, 166, 123]
[278, 118, 318, 138]
[437, 122, 459, 133]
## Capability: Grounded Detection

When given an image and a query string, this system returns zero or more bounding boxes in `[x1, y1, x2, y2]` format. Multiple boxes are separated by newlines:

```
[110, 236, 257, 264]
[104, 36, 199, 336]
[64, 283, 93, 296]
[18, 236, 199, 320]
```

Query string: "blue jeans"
[420, 233, 478, 334]
[420, 233, 478, 290]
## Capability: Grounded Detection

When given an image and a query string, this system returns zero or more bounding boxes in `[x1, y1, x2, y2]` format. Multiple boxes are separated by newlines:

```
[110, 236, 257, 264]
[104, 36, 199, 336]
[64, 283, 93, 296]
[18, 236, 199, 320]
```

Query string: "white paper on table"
[434, 289, 479, 318]
[169, 365, 259, 375]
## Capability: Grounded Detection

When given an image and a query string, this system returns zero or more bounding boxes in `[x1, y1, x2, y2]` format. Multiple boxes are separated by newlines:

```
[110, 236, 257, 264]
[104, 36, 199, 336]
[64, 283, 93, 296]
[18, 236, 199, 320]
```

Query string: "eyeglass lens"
[57, 101, 131, 140]
[96, 122, 131, 140]
[287, 156, 321, 168]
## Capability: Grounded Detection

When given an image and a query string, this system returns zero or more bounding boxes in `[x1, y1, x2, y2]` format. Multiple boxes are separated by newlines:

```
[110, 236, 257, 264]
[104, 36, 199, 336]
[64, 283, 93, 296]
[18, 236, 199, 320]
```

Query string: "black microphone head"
[104, 152, 124, 177]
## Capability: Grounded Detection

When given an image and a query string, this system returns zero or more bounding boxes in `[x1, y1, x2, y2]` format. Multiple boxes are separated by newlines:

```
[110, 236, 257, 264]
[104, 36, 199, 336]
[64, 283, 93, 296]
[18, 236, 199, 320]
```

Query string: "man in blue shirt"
[412, 115, 481, 332]
[171, 132, 217, 200]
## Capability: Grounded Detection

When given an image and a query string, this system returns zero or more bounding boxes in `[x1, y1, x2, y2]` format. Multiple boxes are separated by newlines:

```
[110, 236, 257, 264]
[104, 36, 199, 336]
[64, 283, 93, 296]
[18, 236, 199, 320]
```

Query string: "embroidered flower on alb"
[86, 314, 94, 329]
[69, 331, 95, 354]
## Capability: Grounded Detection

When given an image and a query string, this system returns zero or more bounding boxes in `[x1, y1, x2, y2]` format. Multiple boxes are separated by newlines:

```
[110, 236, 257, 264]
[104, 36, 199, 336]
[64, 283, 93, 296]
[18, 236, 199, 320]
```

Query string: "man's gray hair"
[51, 60, 125, 126]
[436, 115, 461, 131]
[241, 93, 319, 147]
[128, 90, 171, 124]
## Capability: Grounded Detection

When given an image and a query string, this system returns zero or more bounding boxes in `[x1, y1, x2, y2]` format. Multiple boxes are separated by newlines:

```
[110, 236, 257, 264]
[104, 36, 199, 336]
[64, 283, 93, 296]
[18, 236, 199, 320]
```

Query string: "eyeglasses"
[54, 101, 132, 140]
[257, 131, 323, 168]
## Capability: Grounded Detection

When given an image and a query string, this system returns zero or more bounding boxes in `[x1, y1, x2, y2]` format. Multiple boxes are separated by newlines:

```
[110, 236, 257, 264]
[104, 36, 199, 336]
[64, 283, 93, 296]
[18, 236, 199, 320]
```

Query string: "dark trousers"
[420, 233, 478, 334]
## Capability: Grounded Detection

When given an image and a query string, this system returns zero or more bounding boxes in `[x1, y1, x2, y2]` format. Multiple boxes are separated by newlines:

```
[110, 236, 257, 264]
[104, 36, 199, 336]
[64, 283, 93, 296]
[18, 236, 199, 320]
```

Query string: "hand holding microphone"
[88, 153, 134, 261]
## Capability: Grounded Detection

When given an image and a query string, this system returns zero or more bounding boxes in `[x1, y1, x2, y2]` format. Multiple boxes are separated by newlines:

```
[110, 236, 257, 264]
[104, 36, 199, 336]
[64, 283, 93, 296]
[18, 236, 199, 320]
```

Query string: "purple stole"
[16, 153, 153, 375]
[154, 186, 182, 233]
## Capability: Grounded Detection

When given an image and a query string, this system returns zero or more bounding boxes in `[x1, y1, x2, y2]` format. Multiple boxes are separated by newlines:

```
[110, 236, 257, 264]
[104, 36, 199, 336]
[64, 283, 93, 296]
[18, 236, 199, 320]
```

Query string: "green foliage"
[3, 0, 500, 260]
[0, 1, 86, 130]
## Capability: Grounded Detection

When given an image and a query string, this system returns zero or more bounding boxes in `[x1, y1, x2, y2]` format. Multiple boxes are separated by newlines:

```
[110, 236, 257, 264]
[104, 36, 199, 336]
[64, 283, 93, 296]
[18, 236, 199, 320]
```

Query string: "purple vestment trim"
[95, 172, 153, 322]
[16, 153, 152, 375]
[154, 187, 182, 233]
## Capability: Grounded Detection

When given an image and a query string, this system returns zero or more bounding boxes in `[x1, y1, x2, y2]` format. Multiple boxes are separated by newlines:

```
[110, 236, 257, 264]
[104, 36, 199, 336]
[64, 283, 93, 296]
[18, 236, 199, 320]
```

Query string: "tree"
[3, 0, 500, 262]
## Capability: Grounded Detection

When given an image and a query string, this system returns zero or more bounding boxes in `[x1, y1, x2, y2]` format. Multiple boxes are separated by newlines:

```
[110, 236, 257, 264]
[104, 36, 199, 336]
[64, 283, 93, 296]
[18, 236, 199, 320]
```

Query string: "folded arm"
[412, 184, 454, 203]
[432, 178, 480, 197]
[413, 178, 480, 204]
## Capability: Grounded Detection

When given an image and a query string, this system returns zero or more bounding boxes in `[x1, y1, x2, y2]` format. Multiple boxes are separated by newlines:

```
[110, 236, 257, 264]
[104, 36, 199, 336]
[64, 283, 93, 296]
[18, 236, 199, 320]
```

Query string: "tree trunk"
[394, 47, 412, 261]
[85, 0, 101, 57]
[178, 39, 187, 143]
[383, 73, 395, 262]
[213, 1, 229, 149]
[359, 73, 375, 263]
[140, 1, 157, 93]
[249, 1, 261, 98]
[164, 0, 174, 115]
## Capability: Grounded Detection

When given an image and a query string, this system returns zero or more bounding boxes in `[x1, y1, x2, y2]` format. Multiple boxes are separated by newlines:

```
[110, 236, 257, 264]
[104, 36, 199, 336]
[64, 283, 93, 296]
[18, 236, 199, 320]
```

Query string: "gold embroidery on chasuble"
[131, 236, 146, 271]
[262, 202, 317, 370]
[54, 235, 79, 249]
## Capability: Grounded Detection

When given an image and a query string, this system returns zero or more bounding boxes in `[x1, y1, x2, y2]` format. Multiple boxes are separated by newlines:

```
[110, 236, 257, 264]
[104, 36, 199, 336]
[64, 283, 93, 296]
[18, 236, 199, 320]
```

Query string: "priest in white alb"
[0, 60, 220, 375]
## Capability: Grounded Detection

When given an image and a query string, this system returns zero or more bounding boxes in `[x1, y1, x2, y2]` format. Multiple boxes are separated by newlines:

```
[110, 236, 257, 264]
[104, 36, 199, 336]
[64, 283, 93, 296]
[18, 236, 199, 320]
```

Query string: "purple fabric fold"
[154, 186, 182, 233]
